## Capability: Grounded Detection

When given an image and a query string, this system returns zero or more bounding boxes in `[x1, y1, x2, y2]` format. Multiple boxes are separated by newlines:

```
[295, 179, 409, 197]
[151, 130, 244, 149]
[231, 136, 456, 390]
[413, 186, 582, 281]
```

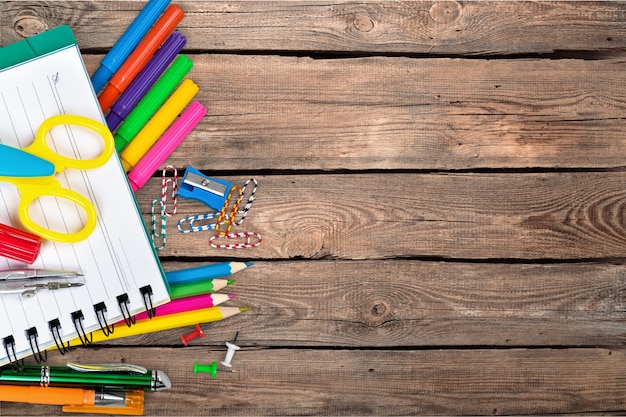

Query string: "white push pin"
[220, 330, 241, 368]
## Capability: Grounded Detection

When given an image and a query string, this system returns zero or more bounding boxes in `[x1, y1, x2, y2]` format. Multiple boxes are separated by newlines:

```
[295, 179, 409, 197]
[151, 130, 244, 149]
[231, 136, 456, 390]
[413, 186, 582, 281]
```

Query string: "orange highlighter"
[98, 4, 185, 113]
[0, 385, 144, 415]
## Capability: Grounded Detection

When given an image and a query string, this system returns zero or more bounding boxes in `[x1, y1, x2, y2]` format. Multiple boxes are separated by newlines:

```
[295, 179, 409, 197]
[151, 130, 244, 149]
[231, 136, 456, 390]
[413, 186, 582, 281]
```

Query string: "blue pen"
[165, 262, 253, 285]
[91, 0, 171, 94]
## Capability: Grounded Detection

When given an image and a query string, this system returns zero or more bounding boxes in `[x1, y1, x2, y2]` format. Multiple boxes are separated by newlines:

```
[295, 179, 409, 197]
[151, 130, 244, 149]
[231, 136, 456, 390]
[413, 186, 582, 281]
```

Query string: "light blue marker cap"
[91, 0, 172, 93]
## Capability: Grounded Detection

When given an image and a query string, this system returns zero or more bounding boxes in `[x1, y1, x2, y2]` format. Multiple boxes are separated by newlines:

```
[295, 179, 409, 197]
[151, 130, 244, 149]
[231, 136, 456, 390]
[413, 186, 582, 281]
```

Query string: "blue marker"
[165, 262, 253, 285]
[91, 0, 171, 94]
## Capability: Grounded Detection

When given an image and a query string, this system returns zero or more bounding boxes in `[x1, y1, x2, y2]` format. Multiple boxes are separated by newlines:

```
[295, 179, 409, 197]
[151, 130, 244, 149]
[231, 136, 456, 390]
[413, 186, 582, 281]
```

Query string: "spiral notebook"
[0, 26, 170, 367]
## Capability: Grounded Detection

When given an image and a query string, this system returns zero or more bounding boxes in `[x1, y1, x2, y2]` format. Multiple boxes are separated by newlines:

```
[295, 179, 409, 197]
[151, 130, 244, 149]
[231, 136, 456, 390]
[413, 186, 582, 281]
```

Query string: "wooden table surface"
[2, 1, 626, 415]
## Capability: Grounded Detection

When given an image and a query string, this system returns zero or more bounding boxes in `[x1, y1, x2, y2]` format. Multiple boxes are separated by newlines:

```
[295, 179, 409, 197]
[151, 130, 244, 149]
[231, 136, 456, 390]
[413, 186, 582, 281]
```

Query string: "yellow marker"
[119, 79, 199, 172]
[58, 306, 249, 346]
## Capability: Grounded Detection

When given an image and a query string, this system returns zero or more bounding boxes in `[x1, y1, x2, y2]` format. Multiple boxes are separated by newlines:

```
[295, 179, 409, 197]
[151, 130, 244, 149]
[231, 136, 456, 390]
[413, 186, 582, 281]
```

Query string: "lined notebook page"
[0, 39, 169, 367]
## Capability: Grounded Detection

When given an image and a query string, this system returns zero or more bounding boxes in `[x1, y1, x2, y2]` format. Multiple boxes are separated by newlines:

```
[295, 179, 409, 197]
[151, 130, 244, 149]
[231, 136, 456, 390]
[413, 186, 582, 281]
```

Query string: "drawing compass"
[0, 269, 85, 298]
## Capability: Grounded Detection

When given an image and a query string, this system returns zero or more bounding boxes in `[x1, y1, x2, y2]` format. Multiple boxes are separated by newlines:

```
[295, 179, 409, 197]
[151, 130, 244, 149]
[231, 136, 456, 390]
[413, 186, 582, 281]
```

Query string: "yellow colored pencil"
[59, 306, 248, 347]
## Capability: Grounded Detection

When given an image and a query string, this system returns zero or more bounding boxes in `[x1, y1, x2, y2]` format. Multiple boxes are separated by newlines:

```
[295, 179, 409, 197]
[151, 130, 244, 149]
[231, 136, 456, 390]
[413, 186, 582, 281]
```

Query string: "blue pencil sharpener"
[178, 167, 232, 211]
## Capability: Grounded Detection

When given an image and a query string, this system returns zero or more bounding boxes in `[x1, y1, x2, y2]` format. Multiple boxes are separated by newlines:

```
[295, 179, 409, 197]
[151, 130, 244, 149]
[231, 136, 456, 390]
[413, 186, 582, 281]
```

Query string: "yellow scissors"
[0, 115, 114, 243]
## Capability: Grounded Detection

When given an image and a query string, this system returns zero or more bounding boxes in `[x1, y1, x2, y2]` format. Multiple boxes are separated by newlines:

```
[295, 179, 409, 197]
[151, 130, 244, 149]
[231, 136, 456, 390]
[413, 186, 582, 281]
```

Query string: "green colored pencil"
[169, 278, 235, 299]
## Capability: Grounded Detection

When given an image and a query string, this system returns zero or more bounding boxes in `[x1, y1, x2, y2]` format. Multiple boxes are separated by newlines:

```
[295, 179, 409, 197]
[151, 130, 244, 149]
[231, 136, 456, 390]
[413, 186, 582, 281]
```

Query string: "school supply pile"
[0, 0, 260, 413]
[0, 25, 169, 371]
[88, 0, 257, 389]
[88, 0, 263, 252]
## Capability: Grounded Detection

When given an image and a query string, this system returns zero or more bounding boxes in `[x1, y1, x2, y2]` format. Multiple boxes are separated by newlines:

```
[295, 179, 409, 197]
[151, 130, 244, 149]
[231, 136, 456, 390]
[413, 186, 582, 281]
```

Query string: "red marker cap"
[0, 223, 42, 264]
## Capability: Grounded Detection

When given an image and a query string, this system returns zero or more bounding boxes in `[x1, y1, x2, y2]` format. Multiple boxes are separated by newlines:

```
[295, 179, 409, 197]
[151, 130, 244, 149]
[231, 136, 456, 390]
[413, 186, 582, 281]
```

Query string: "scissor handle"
[17, 181, 97, 243]
[24, 114, 114, 172]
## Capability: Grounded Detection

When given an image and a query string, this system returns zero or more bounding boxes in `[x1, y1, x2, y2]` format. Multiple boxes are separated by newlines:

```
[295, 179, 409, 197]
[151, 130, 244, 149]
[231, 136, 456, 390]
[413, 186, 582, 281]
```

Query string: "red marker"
[0, 222, 41, 264]
[98, 4, 185, 113]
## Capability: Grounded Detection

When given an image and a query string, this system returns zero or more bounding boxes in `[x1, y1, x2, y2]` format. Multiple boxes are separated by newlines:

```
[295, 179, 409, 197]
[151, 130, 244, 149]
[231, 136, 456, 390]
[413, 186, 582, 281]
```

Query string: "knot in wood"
[354, 15, 375, 32]
[370, 301, 388, 317]
[429, 1, 462, 24]
[14, 17, 48, 38]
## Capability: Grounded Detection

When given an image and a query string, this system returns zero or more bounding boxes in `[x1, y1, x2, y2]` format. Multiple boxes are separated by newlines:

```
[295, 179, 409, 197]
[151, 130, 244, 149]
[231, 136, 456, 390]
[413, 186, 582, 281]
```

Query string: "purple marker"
[106, 31, 187, 131]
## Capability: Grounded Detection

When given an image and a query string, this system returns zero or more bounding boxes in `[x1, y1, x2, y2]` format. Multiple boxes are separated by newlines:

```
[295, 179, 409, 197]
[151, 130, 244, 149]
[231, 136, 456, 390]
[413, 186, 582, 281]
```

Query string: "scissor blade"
[0, 144, 55, 177]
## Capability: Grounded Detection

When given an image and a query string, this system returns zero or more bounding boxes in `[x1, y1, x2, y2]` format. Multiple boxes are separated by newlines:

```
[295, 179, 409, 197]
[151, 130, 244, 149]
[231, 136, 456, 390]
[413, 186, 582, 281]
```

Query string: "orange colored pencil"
[98, 4, 185, 112]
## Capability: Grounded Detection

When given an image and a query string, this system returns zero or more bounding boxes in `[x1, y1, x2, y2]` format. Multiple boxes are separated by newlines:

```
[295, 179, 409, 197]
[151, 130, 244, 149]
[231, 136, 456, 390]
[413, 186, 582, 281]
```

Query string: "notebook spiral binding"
[116, 294, 136, 327]
[26, 327, 47, 364]
[49, 318, 70, 355]
[94, 301, 115, 336]
[2, 288, 159, 367]
[141, 285, 156, 318]
[2, 336, 22, 371]
[71, 310, 93, 346]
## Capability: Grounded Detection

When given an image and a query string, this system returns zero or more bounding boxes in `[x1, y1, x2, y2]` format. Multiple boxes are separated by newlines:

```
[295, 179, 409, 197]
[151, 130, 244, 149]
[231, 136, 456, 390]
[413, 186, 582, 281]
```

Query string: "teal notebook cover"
[0, 25, 75, 70]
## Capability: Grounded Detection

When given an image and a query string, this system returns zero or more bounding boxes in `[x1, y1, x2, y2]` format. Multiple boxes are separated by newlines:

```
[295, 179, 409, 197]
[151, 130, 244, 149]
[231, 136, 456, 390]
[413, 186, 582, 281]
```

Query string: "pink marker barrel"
[128, 101, 207, 192]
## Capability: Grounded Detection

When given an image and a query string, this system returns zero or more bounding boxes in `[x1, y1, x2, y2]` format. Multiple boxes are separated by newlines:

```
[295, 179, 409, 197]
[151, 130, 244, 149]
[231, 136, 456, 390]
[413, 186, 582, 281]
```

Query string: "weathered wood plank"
[90, 260, 626, 348]
[2, 1, 626, 55]
[2, 347, 626, 415]
[79, 55, 626, 170]
[134, 173, 626, 260]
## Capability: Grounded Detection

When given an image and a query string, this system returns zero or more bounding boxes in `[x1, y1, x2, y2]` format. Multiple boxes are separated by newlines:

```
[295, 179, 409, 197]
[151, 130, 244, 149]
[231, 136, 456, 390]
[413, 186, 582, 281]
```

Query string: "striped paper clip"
[150, 166, 178, 250]
[150, 200, 166, 250]
[178, 212, 230, 233]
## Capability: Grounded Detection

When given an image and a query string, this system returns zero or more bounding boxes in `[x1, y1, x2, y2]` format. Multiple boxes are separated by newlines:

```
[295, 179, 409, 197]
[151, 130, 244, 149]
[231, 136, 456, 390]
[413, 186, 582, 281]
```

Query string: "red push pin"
[180, 324, 205, 346]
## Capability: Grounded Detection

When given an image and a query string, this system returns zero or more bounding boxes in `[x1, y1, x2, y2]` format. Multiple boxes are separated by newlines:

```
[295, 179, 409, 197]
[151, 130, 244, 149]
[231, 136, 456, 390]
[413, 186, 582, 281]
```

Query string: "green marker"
[169, 278, 235, 299]
[114, 54, 193, 152]
[0, 364, 171, 391]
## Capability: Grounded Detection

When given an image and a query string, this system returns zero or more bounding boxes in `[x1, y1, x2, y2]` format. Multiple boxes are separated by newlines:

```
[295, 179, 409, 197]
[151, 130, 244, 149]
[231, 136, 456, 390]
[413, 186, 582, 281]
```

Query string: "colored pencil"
[169, 278, 235, 300]
[165, 261, 252, 285]
[132, 293, 235, 322]
[68, 306, 249, 345]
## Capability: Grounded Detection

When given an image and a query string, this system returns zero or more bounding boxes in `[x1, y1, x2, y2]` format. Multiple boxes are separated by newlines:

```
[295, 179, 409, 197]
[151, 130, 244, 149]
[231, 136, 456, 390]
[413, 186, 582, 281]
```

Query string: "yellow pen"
[119, 78, 199, 172]
[56, 306, 249, 346]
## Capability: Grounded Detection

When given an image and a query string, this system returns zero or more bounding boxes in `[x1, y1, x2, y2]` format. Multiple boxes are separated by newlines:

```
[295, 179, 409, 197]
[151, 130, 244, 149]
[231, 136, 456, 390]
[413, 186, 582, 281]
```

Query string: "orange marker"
[0, 384, 144, 415]
[98, 4, 185, 113]
[0, 384, 98, 405]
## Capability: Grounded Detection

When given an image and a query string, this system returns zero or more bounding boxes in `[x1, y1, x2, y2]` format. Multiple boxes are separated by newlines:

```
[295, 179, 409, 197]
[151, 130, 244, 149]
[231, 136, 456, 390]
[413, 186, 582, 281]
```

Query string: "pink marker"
[131, 293, 235, 322]
[128, 100, 207, 192]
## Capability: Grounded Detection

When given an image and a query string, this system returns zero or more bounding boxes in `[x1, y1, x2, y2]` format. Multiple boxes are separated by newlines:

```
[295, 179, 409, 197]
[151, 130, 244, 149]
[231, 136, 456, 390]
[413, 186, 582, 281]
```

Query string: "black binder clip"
[26, 327, 47, 363]
[117, 294, 136, 327]
[71, 310, 93, 345]
[94, 302, 115, 336]
[141, 285, 156, 319]
[49, 318, 70, 355]
[2, 335, 23, 372]
[178, 167, 232, 211]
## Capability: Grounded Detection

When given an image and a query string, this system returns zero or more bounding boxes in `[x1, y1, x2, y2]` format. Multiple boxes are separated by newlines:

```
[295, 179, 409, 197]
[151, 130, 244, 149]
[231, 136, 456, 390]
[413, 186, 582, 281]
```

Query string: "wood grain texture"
[78, 54, 626, 170]
[135, 173, 626, 260]
[2, 347, 626, 416]
[1, 1, 626, 55]
[89, 260, 626, 348]
[2, 1, 626, 415]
